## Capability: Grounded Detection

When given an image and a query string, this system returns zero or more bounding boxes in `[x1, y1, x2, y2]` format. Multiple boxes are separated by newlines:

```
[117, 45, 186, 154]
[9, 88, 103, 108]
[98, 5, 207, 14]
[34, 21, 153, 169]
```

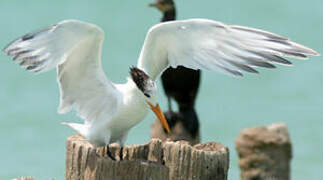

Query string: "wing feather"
[3, 20, 120, 125]
[137, 19, 319, 79]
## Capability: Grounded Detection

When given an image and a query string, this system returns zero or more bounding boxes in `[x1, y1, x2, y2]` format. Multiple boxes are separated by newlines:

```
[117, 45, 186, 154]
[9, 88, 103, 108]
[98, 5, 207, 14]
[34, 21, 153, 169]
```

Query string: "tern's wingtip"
[313, 51, 321, 56]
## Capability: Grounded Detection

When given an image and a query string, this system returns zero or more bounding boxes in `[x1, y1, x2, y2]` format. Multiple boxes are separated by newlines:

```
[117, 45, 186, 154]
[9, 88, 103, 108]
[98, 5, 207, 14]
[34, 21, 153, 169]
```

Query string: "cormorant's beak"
[149, 2, 168, 12]
[149, 2, 159, 7]
[147, 102, 171, 133]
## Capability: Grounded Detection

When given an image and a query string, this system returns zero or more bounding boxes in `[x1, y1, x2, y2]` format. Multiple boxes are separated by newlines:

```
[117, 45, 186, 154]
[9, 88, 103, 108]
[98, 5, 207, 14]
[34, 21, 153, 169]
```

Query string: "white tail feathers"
[61, 122, 88, 137]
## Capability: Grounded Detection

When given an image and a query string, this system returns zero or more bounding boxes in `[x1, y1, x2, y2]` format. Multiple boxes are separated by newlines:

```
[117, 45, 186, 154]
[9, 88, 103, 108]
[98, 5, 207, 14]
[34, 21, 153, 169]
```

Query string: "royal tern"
[150, 0, 201, 138]
[3, 18, 319, 160]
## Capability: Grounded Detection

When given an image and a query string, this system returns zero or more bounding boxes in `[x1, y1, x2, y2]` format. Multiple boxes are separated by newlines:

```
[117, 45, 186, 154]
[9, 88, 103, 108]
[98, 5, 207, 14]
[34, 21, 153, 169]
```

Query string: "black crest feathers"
[129, 67, 153, 98]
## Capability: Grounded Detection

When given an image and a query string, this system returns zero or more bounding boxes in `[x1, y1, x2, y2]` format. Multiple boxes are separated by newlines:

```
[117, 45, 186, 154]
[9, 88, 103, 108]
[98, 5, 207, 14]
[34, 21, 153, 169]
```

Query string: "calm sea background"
[0, 0, 322, 179]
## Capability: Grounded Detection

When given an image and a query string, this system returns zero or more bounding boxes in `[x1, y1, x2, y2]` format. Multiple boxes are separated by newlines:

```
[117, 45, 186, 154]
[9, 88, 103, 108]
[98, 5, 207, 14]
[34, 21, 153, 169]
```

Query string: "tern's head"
[130, 67, 170, 133]
[130, 67, 157, 100]
[149, 0, 175, 13]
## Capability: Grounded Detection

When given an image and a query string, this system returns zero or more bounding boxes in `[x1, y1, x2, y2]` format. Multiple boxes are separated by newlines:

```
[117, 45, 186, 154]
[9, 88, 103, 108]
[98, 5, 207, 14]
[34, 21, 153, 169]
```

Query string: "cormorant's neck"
[162, 9, 176, 22]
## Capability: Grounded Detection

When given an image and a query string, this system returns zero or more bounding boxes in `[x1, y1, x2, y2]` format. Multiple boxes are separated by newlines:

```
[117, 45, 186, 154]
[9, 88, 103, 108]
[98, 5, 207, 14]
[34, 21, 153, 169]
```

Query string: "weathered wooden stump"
[66, 134, 229, 180]
[151, 119, 200, 145]
[235, 123, 292, 180]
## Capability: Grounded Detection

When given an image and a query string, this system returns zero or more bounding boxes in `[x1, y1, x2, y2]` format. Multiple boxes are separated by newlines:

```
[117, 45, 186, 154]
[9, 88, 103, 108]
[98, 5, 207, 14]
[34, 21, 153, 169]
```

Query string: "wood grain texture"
[235, 123, 292, 180]
[151, 119, 200, 146]
[66, 134, 229, 180]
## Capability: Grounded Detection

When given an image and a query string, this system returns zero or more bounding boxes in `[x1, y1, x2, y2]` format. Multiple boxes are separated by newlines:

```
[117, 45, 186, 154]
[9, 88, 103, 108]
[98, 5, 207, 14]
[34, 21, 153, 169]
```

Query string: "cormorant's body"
[153, 0, 201, 137]
[162, 66, 200, 136]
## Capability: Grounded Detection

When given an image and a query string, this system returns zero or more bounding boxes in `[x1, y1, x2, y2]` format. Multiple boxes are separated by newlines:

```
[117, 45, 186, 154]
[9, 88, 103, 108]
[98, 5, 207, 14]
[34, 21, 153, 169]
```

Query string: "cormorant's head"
[149, 0, 175, 12]
[129, 67, 170, 133]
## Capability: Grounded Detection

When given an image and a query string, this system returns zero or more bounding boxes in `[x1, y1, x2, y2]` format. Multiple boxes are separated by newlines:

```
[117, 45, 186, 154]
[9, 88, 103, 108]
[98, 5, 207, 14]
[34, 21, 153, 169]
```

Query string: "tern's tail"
[62, 122, 88, 137]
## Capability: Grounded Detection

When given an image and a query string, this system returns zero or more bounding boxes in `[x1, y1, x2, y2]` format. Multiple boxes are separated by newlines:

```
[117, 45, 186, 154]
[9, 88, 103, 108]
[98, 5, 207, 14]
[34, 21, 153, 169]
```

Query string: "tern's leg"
[118, 132, 128, 161]
[104, 133, 116, 161]
[106, 144, 116, 161]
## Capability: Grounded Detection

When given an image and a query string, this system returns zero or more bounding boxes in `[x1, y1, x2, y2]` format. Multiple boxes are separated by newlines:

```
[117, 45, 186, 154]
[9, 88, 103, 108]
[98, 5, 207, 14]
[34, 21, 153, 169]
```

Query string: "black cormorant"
[150, 0, 201, 138]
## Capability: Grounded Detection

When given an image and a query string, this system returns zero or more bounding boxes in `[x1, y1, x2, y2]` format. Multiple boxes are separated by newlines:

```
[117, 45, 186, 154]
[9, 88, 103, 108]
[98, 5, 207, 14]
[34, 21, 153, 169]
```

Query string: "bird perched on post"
[149, 0, 201, 140]
[3, 18, 318, 160]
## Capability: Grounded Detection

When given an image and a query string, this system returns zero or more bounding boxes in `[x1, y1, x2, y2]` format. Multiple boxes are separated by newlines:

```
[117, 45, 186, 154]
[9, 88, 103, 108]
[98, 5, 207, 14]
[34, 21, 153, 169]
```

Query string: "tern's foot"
[106, 145, 116, 161]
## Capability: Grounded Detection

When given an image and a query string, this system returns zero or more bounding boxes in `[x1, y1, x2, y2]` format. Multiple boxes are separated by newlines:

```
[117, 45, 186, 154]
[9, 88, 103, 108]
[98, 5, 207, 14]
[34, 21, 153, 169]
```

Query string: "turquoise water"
[0, 0, 322, 179]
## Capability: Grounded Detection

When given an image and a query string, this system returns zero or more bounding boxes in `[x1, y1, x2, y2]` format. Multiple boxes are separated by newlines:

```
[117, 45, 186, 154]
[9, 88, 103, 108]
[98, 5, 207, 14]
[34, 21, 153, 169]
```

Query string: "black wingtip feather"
[21, 24, 57, 42]
[22, 33, 35, 41]
[3, 37, 21, 54]
[6, 47, 21, 56]
[248, 50, 293, 65]
[3, 23, 58, 55]
[26, 65, 37, 71]
[271, 55, 292, 65]
[248, 59, 277, 69]
[227, 60, 259, 74]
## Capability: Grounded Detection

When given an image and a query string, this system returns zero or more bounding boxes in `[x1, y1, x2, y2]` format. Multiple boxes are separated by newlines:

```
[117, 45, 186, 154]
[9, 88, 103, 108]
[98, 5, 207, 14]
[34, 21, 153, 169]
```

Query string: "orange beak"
[147, 102, 171, 134]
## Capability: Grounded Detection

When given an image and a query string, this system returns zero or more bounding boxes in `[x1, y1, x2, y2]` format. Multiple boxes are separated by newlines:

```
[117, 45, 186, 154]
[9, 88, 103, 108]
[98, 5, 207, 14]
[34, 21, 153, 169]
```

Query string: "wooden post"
[235, 123, 292, 180]
[66, 134, 229, 180]
[151, 119, 200, 145]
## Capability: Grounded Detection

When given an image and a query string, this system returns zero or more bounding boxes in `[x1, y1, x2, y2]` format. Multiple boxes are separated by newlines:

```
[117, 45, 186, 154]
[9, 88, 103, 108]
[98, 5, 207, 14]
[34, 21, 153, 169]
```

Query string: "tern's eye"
[144, 93, 151, 98]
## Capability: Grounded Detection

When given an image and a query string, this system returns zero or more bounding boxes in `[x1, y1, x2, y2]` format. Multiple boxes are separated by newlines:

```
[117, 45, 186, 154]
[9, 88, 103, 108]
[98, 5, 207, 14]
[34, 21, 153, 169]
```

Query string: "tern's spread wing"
[137, 19, 319, 80]
[4, 20, 120, 125]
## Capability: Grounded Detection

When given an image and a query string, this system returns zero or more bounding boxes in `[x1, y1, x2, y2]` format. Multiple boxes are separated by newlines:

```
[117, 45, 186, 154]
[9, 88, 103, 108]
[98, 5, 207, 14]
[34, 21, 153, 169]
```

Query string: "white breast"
[86, 79, 149, 146]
